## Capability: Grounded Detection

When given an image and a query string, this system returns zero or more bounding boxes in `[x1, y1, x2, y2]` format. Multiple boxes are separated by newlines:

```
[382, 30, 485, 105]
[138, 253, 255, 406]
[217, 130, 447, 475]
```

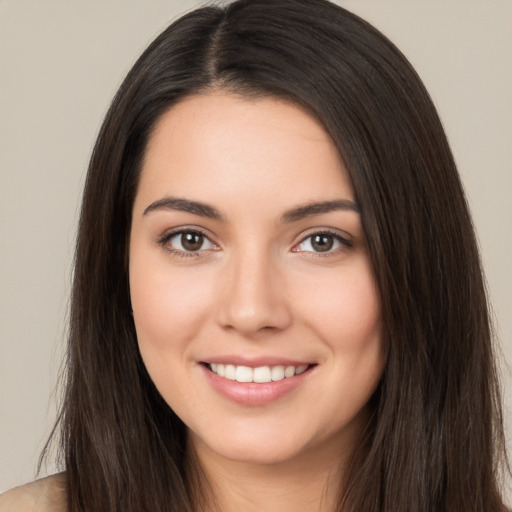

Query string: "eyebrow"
[143, 196, 359, 222]
[143, 197, 224, 220]
[280, 199, 360, 223]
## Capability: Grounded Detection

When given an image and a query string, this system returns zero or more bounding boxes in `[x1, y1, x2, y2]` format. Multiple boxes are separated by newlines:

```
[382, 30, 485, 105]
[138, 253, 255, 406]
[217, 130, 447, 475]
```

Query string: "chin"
[215, 442, 307, 467]
[188, 419, 346, 469]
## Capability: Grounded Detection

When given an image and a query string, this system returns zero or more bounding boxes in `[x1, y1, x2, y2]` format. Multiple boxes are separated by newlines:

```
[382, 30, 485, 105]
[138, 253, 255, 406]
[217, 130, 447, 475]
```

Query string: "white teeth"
[225, 364, 236, 380]
[295, 365, 308, 375]
[253, 366, 272, 383]
[284, 366, 295, 378]
[271, 365, 285, 381]
[209, 363, 310, 382]
[235, 366, 253, 383]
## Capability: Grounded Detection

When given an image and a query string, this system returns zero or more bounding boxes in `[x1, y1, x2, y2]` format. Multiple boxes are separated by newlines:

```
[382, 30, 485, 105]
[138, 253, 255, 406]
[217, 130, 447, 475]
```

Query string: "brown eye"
[293, 231, 350, 255]
[311, 234, 334, 252]
[181, 232, 204, 251]
[164, 230, 216, 254]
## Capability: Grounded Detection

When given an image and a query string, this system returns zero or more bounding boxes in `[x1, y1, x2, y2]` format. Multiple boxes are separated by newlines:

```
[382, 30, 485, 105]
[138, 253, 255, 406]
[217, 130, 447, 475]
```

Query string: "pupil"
[312, 234, 333, 252]
[182, 232, 203, 251]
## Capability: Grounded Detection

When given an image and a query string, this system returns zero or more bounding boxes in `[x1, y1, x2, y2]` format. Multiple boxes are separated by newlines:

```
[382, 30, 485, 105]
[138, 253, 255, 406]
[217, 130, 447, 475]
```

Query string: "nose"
[216, 248, 292, 336]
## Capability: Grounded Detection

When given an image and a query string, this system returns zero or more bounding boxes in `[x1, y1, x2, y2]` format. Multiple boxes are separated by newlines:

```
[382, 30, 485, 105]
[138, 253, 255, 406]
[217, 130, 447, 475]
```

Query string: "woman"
[1, 0, 508, 510]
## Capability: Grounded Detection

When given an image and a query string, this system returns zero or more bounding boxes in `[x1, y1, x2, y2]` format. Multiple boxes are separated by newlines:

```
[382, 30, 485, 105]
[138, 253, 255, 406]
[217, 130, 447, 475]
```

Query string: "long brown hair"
[42, 1, 508, 510]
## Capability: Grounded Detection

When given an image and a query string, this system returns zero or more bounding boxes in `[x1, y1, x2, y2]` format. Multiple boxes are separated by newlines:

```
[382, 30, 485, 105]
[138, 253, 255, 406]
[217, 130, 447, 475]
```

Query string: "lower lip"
[200, 364, 313, 406]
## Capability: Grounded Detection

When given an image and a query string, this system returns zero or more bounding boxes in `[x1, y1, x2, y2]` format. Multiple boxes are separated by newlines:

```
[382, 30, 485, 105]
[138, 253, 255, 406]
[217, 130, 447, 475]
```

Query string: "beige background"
[1, 0, 511, 497]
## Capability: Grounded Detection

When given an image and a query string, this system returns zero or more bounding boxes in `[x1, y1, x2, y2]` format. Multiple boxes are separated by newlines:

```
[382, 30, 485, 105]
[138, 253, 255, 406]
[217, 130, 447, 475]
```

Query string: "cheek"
[129, 254, 217, 409]
[129, 249, 214, 358]
[295, 259, 384, 399]
[298, 262, 381, 348]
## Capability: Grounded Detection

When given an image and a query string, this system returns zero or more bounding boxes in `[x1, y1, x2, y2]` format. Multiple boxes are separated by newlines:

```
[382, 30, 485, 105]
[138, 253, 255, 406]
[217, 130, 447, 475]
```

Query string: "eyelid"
[158, 226, 210, 243]
[291, 228, 353, 254]
[157, 226, 220, 256]
[156, 225, 353, 258]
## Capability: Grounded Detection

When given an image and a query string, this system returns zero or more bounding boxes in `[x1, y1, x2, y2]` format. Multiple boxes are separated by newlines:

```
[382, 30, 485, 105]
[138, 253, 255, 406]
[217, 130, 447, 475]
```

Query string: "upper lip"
[201, 356, 315, 368]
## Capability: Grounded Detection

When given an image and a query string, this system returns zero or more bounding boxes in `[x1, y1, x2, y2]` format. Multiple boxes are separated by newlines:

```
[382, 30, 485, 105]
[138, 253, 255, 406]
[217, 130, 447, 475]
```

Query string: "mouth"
[204, 362, 312, 383]
[200, 360, 316, 405]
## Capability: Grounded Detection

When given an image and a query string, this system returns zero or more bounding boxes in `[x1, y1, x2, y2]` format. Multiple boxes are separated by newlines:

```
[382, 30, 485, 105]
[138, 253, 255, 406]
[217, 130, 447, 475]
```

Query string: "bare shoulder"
[0, 473, 67, 512]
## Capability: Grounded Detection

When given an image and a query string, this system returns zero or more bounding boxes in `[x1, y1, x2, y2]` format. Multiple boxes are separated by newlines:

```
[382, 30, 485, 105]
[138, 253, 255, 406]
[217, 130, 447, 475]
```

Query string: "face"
[129, 93, 384, 469]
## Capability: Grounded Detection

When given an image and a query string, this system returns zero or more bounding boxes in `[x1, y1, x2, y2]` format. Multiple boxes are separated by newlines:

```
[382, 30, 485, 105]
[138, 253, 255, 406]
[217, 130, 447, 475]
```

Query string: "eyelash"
[158, 228, 217, 259]
[292, 229, 353, 257]
[157, 228, 353, 259]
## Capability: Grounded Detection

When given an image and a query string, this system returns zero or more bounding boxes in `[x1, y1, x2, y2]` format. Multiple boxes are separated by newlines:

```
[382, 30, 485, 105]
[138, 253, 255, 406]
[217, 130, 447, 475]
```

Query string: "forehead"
[135, 93, 353, 215]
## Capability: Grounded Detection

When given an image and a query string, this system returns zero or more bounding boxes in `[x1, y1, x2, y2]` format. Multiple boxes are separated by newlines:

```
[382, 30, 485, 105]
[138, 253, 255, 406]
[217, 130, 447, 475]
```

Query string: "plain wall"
[1, 0, 511, 496]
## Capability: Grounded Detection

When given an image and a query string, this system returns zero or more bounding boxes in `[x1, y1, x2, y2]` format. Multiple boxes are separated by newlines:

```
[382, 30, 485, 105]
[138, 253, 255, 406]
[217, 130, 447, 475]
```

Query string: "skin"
[129, 92, 384, 511]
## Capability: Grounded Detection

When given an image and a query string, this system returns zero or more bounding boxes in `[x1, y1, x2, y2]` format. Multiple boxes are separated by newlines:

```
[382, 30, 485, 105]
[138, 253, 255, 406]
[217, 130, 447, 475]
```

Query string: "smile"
[201, 360, 315, 405]
[208, 363, 309, 383]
